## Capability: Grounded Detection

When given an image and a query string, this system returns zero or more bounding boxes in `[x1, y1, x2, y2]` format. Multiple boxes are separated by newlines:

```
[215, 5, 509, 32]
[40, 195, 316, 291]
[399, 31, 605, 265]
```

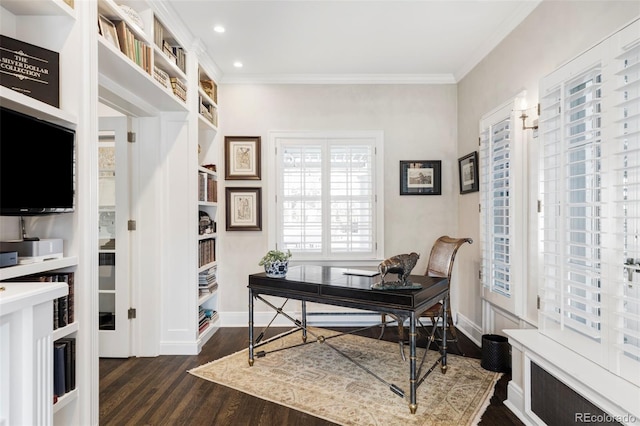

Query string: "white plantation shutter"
[539, 19, 640, 384]
[274, 132, 382, 260]
[480, 116, 513, 298]
[281, 144, 323, 252]
[613, 37, 640, 367]
[329, 144, 374, 253]
[541, 65, 604, 341]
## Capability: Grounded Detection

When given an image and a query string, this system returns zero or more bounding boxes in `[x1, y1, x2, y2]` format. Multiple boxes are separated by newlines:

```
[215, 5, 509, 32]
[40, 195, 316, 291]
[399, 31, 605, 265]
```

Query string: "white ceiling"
[164, 0, 541, 84]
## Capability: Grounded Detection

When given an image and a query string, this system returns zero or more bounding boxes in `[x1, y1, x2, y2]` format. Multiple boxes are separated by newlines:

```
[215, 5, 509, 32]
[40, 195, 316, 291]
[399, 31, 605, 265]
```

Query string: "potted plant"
[259, 249, 292, 278]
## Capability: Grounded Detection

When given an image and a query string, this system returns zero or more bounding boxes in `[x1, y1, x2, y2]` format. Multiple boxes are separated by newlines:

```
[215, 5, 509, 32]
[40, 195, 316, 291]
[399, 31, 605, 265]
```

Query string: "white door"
[98, 116, 132, 357]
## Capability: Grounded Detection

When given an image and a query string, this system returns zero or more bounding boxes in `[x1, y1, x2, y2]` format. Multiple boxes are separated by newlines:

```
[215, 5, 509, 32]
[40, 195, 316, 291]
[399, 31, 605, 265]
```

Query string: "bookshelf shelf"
[0, 87, 78, 128]
[53, 388, 78, 413]
[198, 289, 217, 305]
[0, 257, 78, 281]
[198, 261, 217, 274]
[198, 233, 217, 241]
[1, 0, 75, 18]
[98, 38, 187, 113]
[53, 321, 79, 341]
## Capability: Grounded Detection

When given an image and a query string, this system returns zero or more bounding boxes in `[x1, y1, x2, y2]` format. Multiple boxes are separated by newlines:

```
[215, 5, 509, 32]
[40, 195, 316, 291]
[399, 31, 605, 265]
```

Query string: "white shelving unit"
[1, 0, 223, 422]
[0, 0, 88, 423]
[197, 88, 220, 347]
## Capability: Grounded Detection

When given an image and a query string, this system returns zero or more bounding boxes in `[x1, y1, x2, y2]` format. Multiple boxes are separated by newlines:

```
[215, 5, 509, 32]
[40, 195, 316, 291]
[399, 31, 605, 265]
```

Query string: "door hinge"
[128, 308, 136, 319]
[127, 131, 136, 143]
[479, 204, 481, 213]
[537, 199, 542, 213]
[478, 269, 482, 281]
[128, 220, 136, 231]
[478, 136, 481, 146]
[537, 296, 541, 310]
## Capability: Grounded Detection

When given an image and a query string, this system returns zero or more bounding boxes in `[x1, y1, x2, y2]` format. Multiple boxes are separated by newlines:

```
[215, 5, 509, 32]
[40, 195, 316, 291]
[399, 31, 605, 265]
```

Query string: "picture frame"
[225, 136, 261, 180]
[400, 160, 442, 195]
[98, 15, 119, 50]
[458, 151, 479, 194]
[225, 187, 262, 231]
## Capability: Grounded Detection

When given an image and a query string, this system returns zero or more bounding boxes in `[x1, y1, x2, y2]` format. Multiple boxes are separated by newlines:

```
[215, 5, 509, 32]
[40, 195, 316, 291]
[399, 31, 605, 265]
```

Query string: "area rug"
[189, 328, 501, 426]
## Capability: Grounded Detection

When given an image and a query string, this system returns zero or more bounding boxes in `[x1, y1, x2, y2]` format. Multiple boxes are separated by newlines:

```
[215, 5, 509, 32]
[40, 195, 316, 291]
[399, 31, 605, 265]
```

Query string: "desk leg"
[248, 288, 254, 366]
[301, 300, 307, 342]
[409, 311, 417, 414]
[441, 295, 448, 373]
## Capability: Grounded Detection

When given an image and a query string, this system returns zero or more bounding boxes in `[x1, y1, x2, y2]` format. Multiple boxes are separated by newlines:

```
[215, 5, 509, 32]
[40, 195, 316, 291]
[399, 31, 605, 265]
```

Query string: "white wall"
[218, 84, 457, 320]
[456, 1, 640, 336]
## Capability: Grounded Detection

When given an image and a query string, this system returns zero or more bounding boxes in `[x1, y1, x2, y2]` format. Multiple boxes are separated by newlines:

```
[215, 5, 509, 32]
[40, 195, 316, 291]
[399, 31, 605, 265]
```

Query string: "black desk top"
[249, 265, 448, 313]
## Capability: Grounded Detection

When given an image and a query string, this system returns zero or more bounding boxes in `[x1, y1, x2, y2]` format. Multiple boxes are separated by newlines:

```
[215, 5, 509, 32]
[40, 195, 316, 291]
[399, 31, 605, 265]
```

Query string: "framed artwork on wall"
[400, 160, 442, 195]
[225, 136, 261, 180]
[225, 187, 262, 231]
[458, 151, 479, 194]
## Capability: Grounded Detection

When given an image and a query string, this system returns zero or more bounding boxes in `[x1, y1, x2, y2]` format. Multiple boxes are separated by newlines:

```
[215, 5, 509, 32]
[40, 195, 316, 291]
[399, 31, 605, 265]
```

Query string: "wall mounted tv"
[1, 107, 76, 216]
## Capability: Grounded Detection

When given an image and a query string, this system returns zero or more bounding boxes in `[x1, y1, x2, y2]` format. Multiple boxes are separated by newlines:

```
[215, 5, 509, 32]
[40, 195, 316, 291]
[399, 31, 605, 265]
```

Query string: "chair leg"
[425, 308, 465, 356]
[397, 321, 406, 361]
[378, 314, 387, 340]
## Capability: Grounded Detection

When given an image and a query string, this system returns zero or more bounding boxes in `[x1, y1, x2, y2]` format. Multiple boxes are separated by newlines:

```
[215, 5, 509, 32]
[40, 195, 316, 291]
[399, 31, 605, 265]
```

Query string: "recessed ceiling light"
[233, 61, 243, 68]
[213, 25, 225, 33]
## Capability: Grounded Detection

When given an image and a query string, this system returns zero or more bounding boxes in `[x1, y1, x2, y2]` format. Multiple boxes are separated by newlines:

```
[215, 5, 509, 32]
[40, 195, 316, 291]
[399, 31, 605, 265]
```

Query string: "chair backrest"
[425, 236, 473, 280]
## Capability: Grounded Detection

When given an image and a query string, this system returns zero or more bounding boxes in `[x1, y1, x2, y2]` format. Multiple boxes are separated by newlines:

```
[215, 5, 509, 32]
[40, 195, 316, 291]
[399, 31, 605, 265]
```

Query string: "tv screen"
[0, 107, 75, 216]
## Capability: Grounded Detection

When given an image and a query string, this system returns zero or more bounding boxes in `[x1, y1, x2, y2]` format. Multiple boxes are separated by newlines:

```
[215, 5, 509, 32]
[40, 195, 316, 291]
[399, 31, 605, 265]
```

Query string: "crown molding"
[220, 73, 456, 85]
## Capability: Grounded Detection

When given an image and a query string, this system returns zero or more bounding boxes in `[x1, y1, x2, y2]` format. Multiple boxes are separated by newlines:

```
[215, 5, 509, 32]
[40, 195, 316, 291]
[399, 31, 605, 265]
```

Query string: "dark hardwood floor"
[100, 325, 524, 425]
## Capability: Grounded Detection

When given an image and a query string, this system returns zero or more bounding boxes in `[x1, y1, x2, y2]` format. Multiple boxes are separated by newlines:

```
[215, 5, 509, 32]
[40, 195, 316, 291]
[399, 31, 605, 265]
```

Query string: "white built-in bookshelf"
[0, 0, 85, 424]
[1, 0, 222, 423]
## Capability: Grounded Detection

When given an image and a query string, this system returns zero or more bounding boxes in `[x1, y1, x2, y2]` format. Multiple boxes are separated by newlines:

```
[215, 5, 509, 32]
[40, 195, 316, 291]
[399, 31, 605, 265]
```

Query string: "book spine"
[53, 343, 66, 397]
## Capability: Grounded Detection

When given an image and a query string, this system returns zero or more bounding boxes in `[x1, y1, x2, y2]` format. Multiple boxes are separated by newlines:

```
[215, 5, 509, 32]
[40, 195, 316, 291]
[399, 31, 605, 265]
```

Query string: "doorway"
[98, 111, 135, 358]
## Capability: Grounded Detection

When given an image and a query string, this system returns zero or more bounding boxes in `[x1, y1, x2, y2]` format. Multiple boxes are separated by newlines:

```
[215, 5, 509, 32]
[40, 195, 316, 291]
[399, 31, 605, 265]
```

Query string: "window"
[479, 99, 526, 315]
[539, 19, 640, 384]
[270, 131, 384, 262]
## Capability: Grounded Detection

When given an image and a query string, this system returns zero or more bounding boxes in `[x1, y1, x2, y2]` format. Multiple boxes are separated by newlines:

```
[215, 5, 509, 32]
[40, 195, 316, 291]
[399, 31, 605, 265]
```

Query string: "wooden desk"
[248, 265, 449, 414]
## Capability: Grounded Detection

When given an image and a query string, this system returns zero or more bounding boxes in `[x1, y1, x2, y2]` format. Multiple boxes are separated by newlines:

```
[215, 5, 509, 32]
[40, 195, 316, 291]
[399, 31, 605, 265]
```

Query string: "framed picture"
[225, 187, 262, 231]
[98, 15, 119, 49]
[400, 160, 442, 195]
[458, 151, 479, 194]
[225, 136, 261, 180]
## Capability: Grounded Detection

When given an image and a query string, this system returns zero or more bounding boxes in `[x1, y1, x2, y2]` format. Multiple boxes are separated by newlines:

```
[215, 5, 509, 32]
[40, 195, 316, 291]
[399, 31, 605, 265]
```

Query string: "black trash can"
[481, 334, 511, 373]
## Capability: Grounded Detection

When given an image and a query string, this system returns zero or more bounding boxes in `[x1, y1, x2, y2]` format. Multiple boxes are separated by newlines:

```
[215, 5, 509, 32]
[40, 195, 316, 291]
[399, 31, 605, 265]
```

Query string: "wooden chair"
[380, 236, 473, 358]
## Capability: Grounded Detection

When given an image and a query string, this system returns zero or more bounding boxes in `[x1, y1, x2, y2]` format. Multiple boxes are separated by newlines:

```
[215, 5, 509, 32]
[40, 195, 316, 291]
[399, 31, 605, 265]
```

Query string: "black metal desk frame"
[248, 265, 449, 414]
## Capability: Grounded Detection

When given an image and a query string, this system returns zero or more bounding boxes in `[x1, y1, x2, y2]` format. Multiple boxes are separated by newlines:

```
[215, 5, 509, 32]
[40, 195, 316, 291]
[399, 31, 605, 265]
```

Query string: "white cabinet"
[0, 263, 75, 426]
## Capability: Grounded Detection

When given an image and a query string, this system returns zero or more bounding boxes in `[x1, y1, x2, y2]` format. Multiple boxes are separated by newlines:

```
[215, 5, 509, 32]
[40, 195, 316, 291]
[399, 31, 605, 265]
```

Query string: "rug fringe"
[469, 372, 503, 426]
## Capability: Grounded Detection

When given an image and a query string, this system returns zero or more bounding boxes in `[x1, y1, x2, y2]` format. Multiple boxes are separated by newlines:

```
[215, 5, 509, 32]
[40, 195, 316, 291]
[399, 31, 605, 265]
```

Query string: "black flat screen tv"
[1, 107, 75, 216]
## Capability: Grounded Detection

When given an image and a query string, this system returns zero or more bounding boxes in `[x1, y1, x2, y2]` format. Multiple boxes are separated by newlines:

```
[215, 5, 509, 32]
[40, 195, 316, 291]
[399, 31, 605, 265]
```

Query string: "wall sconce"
[519, 104, 539, 131]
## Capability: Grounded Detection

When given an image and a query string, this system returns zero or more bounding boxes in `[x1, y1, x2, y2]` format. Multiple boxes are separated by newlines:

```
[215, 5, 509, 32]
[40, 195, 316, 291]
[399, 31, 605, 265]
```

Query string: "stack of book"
[6, 272, 74, 329]
[199, 96, 215, 124]
[199, 266, 218, 297]
[153, 67, 170, 89]
[198, 307, 218, 336]
[53, 337, 76, 402]
[170, 77, 187, 102]
[198, 239, 215, 267]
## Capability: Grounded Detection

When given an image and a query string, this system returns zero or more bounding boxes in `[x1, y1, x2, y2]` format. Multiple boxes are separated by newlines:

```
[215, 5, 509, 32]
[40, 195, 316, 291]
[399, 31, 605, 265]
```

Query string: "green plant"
[258, 249, 292, 266]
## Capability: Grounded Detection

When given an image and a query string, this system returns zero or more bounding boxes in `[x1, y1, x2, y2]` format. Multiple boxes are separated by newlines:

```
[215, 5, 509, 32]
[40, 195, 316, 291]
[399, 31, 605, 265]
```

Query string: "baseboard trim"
[455, 312, 483, 347]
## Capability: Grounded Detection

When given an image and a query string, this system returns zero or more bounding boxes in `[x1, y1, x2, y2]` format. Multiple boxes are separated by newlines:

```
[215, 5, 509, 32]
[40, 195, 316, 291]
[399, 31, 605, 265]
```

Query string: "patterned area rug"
[189, 328, 501, 426]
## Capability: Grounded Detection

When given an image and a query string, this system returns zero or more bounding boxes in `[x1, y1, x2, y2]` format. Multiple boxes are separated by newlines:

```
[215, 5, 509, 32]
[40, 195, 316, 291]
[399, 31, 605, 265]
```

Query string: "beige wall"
[218, 84, 457, 318]
[217, 1, 640, 326]
[456, 1, 639, 331]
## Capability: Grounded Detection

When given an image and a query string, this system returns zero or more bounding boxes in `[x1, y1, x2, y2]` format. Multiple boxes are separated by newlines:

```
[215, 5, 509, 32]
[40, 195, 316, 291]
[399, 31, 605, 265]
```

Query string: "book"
[53, 342, 66, 397]
[57, 338, 76, 392]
